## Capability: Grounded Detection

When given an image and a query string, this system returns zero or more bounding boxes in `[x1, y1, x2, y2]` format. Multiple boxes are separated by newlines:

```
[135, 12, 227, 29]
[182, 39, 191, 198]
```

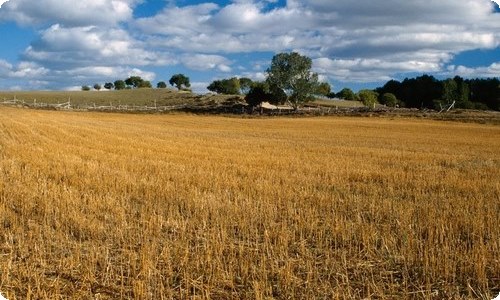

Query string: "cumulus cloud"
[23, 24, 176, 68]
[181, 54, 232, 72]
[136, 0, 500, 81]
[0, 0, 137, 26]
[1, 0, 499, 90]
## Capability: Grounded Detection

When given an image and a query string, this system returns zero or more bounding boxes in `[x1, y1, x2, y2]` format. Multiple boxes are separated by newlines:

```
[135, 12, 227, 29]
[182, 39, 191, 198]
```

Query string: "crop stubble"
[0, 107, 499, 299]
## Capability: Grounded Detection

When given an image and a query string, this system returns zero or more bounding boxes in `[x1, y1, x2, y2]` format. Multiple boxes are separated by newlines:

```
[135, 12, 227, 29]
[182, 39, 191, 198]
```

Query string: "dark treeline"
[374, 75, 499, 111]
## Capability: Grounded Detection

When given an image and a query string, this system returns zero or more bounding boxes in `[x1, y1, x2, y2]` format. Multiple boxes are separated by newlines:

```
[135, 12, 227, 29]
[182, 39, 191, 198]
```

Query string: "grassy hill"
[0, 89, 241, 107]
[0, 89, 367, 108]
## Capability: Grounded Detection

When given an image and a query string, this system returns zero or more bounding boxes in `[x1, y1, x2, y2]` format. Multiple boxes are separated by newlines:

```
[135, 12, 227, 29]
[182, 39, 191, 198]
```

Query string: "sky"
[0, 0, 499, 93]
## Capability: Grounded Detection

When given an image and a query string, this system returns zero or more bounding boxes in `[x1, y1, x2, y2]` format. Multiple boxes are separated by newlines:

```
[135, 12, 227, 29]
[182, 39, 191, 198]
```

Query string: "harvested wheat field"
[0, 106, 499, 299]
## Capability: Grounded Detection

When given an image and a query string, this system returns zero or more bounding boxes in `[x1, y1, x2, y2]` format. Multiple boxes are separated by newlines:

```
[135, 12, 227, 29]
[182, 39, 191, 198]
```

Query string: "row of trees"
[207, 52, 331, 109]
[82, 74, 191, 92]
[374, 75, 499, 110]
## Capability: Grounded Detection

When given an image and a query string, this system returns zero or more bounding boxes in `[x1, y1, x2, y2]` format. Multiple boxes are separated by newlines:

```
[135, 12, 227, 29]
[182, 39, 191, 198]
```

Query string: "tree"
[114, 80, 126, 90]
[104, 82, 114, 90]
[266, 52, 320, 108]
[381, 93, 399, 107]
[137, 80, 152, 88]
[239, 77, 253, 95]
[336, 88, 357, 100]
[245, 82, 270, 107]
[81, 85, 91, 91]
[93, 83, 101, 91]
[207, 77, 240, 95]
[358, 89, 378, 108]
[315, 82, 332, 97]
[125, 76, 145, 88]
[169, 74, 191, 90]
[157, 81, 167, 89]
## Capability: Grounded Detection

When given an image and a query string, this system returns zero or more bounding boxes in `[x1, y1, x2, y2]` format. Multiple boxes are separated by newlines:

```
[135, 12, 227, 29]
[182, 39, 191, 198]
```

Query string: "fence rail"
[0, 99, 188, 112]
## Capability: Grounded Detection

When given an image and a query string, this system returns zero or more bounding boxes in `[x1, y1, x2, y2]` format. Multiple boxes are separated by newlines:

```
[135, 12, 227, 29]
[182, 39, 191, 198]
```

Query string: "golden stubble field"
[0, 106, 499, 299]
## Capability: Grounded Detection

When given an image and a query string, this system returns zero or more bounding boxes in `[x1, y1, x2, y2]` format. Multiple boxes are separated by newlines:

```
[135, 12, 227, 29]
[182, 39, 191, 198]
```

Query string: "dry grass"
[0, 89, 237, 107]
[0, 107, 499, 299]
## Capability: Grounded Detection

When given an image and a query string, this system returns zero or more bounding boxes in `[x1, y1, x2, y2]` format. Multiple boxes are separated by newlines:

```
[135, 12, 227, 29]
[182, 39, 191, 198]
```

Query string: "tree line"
[81, 53, 498, 111]
[81, 74, 191, 92]
[373, 75, 499, 111]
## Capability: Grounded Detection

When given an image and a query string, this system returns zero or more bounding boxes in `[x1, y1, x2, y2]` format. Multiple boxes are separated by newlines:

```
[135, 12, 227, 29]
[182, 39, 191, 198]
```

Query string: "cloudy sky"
[0, 0, 499, 93]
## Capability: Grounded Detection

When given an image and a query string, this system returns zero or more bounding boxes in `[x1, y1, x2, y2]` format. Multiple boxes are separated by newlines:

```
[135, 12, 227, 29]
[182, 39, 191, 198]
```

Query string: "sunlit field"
[0, 107, 499, 299]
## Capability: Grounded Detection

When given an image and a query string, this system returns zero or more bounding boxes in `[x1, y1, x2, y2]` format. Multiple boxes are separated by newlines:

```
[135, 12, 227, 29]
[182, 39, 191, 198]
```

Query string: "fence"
[0, 98, 188, 112]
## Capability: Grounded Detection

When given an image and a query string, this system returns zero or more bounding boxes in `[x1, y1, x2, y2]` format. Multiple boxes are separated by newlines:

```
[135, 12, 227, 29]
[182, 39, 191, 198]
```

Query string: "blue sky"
[0, 0, 499, 93]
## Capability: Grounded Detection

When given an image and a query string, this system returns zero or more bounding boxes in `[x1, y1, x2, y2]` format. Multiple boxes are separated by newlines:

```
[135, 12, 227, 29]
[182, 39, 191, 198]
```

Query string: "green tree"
[104, 82, 114, 90]
[336, 88, 356, 100]
[266, 52, 320, 109]
[125, 76, 145, 88]
[442, 78, 458, 103]
[169, 74, 191, 90]
[93, 83, 101, 91]
[358, 89, 379, 108]
[157, 81, 167, 89]
[315, 82, 332, 97]
[137, 80, 152, 88]
[114, 80, 126, 90]
[239, 77, 253, 95]
[381, 93, 398, 107]
[81, 85, 91, 91]
[245, 82, 270, 107]
[207, 77, 240, 95]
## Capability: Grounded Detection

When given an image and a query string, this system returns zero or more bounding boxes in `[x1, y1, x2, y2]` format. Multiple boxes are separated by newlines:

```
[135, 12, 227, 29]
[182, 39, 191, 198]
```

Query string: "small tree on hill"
[114, 80, 126, 90]
[207, 78, 240, 95]
[239, 77, 253, 95]
[138, 80, 152, 88]
[125, 76, 145, 88]
[104, 82, 114, 90]
[358, 89, 379, 108]
[81, 85, 91, 91]
[381, 93, 399, 107]
[337, 88, 356, 100]
[169, 74, 191, 90]
[93, 83, 101, 91]
[157, 81, 167, 89]
[245, 82, 271, 107]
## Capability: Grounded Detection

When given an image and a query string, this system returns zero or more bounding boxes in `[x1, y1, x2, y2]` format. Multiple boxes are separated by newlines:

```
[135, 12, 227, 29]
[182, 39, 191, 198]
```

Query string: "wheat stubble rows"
[0, 107, 499, 299]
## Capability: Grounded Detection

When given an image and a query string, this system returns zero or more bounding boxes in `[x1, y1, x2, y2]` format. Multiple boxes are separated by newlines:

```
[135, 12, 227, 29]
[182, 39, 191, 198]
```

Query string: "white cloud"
[23, 24, 176, 68]
[0, 0, 137, 26]
[181, 54, 232, 72]
[446, 62, 500, 78]
[135, 0, 500, 82]
[1, 0, 499, 90]
[0, 0, 9, 8]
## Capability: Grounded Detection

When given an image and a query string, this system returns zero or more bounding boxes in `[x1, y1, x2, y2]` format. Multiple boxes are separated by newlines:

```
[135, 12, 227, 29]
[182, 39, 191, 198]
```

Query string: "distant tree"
[315, 82, 332, 97]
[137, 80, 152, 88]
[381, 93, 399, 107]
[114, 80, 126, 90]
[169, 74, 191, 90]
[81, 85, 91, 91]
[104, 82, 114, 90]
[245, 82, 271, 107]
[125, 76, 145, 88]
[266, 52, 320, 108]
[157, 81, 167, 89]
[207, 77, 240, 95]
[93, 83, 101, 91]
[239, 77, 253, 95]
[358, 89, 379, 108]
[336, 88, 356, 100]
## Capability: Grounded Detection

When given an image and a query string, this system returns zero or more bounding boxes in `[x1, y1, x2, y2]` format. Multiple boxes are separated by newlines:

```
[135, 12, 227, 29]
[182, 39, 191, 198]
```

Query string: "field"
[0, 106, 499, 299]
[0, 89, 237, 108]
[0, 89, 365, 109]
